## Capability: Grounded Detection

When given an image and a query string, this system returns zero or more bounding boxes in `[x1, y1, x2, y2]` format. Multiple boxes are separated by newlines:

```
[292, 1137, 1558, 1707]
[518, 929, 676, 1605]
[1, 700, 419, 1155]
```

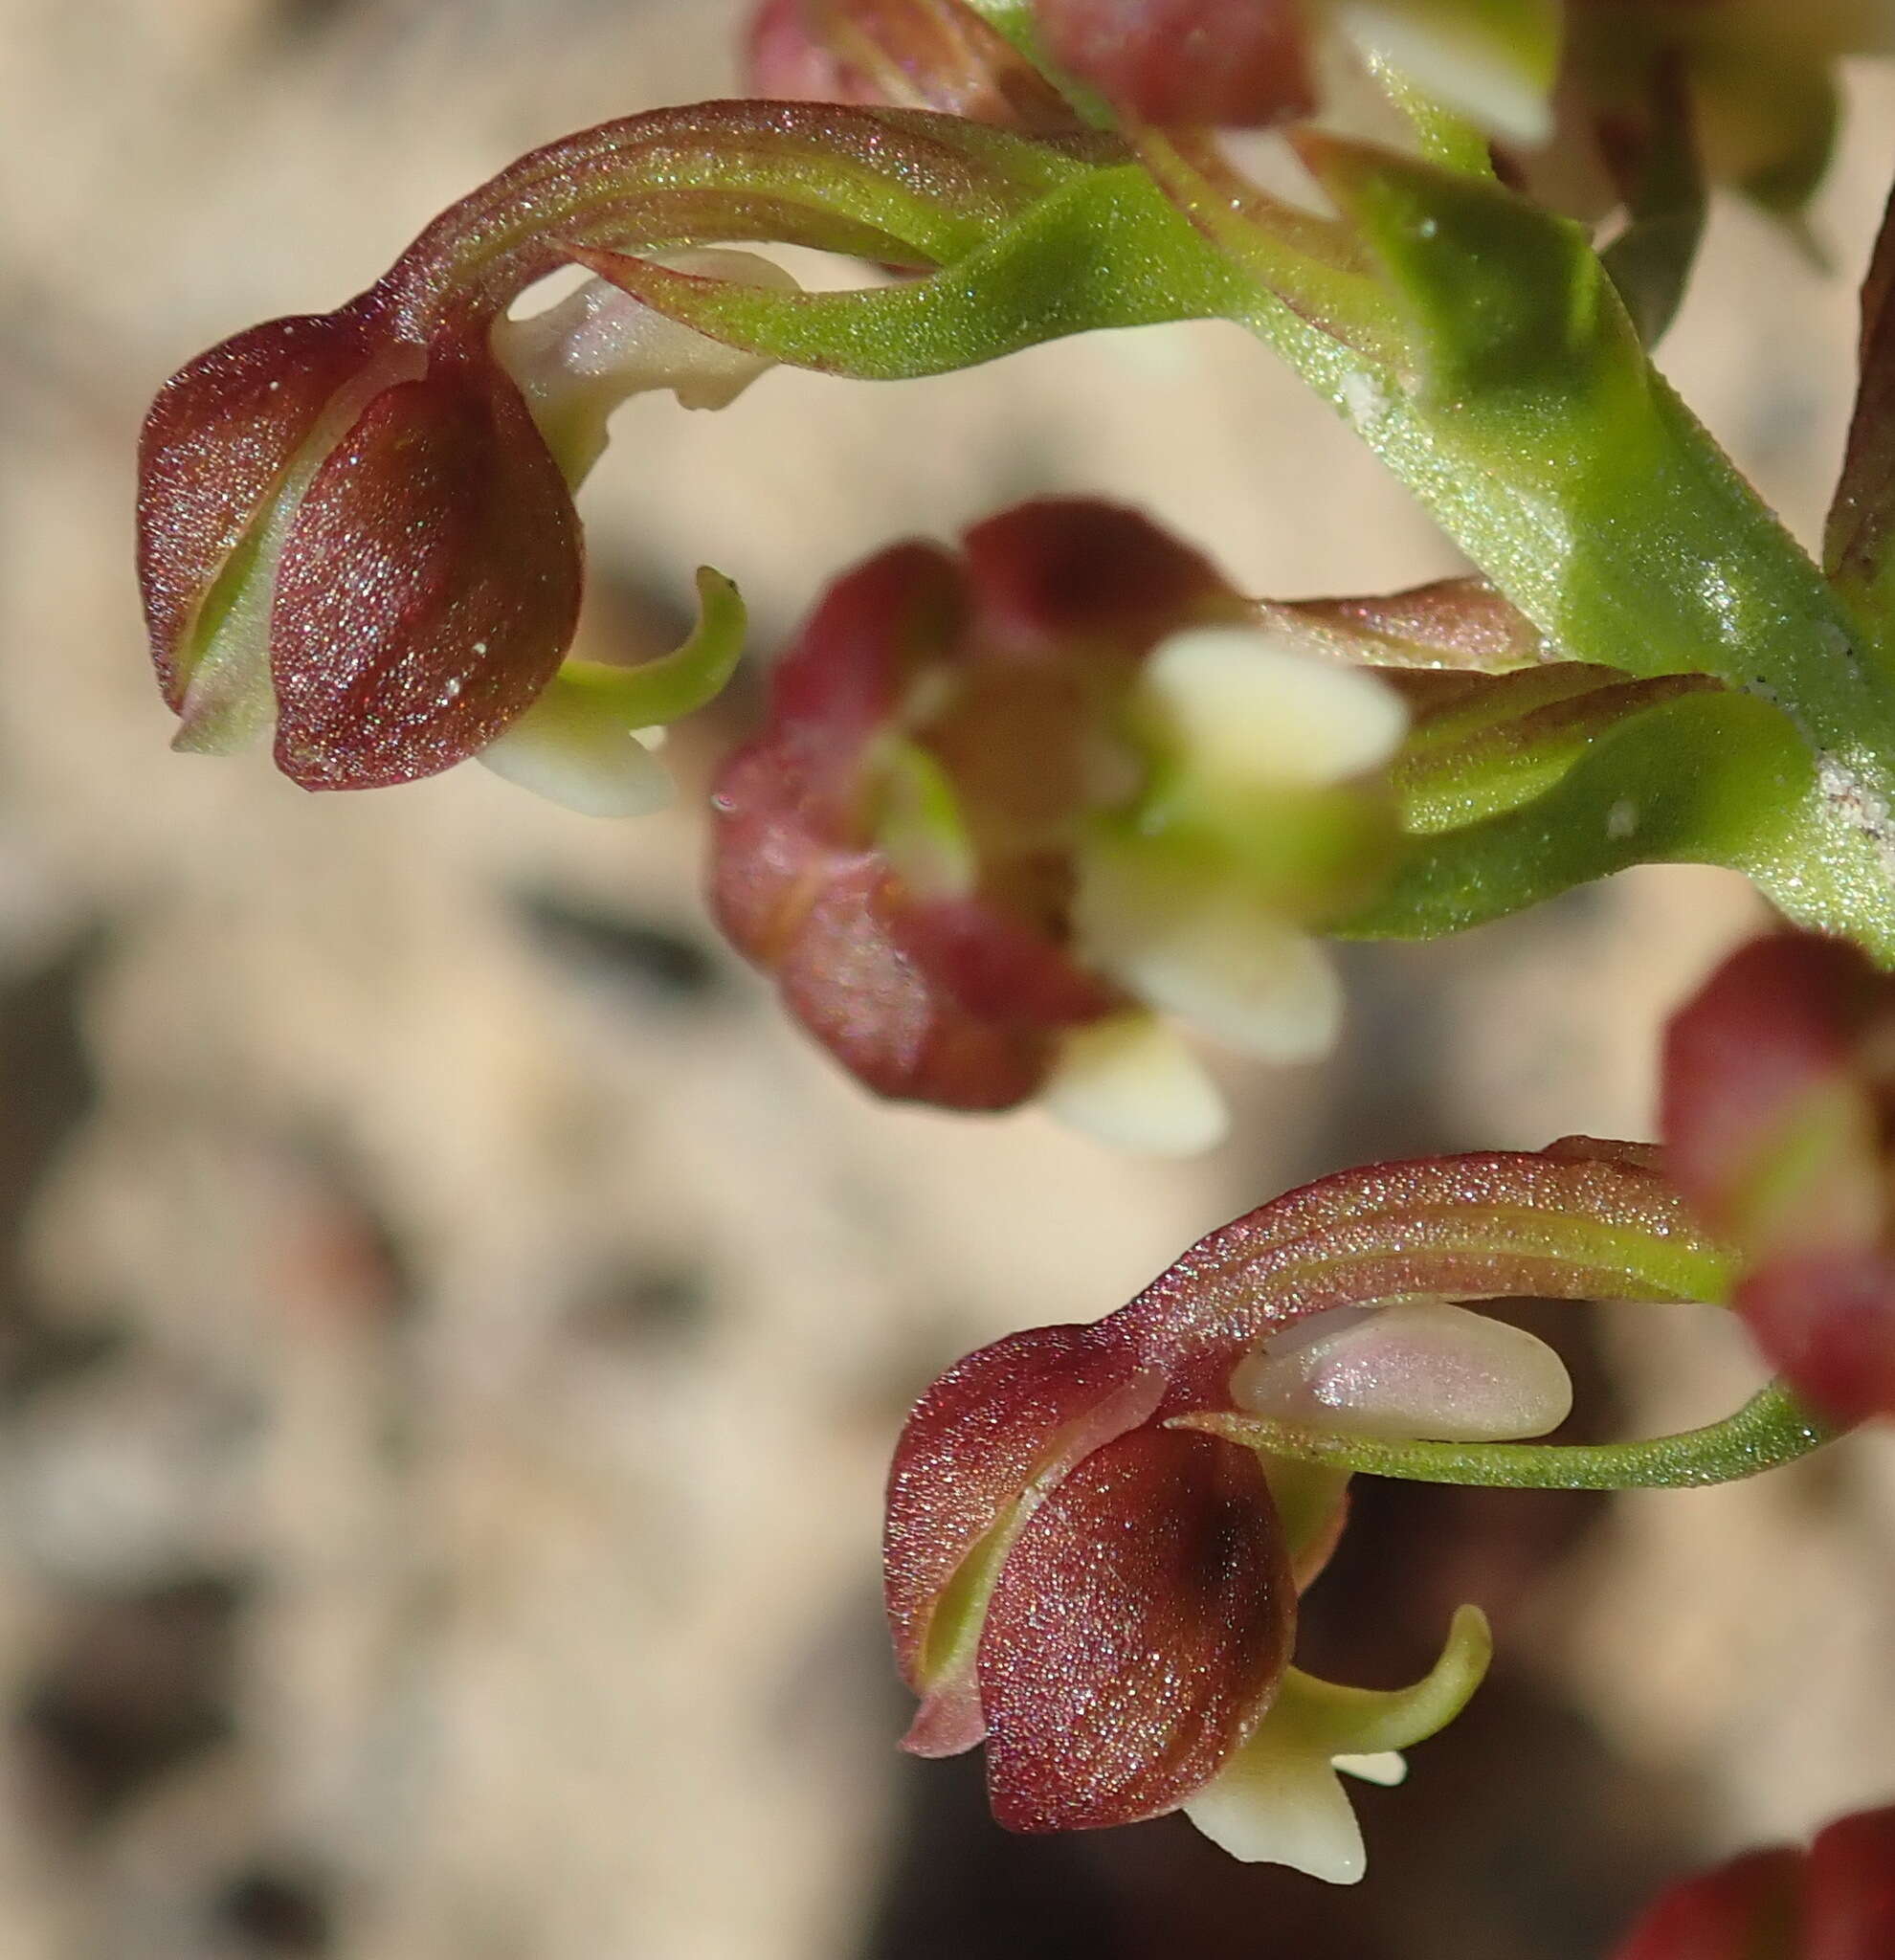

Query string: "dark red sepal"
[269, 351, 582, 790]
[976, 1424, 1292, 1831]
[884, 1325, 1163, 1689]
[1661, 932, 1895, 1422]
[1032, 0, 1315, 129]
[1826, 180, 1895, 633]
[1610, 1847, 1802, 1960]
[1661, 933, 1883, 1251]
[961, 496, 1239, 660]
[1805, 1805, 1895, 1959]
[746, 0, 1077, 129]
[137, 300, 391, 708]
[1738, 1252, 1895, 1428]
[1610, 1806, 1895, 1959]
[766, 539, 964, 798]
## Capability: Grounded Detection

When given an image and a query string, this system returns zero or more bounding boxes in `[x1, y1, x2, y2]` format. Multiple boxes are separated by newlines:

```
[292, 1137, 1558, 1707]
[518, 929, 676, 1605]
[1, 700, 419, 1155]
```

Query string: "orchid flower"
[886, 1140, 1728, 1874]
[134, 100, 1106, 807]
[1610, 1803, 1895, 1958]
[1663, 931, 1895, 1426]
[707, 496, 1439, 1150]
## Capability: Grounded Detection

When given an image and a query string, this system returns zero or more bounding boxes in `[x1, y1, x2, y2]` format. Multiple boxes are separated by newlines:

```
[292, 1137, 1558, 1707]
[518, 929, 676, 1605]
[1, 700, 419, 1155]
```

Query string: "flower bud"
[708, 498, 1412, 1150]
[138, 264, 769, 801]
[1661, 932, 1895, 1425]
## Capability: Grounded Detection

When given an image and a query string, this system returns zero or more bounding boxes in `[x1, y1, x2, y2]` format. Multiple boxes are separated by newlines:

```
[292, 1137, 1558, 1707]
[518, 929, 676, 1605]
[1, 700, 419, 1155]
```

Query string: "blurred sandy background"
[0, 5, 1893, 1956]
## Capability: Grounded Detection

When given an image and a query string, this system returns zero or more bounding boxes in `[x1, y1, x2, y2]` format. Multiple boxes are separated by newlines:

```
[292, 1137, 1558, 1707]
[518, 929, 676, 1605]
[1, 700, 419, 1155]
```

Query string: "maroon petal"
[137, 301, 391, 707]
[711, 735, 1065, 1109]
[976, 1425, 1292, 1832]
[707, 736, 835, 970]
[1739, 1251, 1895, 1427]
[1609, 1847, 1802, 1960]
[1805, 1804, 1895, 1959]
[1033, 0, 1315, 129]
[961, 497, 1240, 662]
[748, 0, 1074, 128]
[885, 1325, 1163, 1693]
[766, 538, 965, 808]
[269, 354, 581, 790]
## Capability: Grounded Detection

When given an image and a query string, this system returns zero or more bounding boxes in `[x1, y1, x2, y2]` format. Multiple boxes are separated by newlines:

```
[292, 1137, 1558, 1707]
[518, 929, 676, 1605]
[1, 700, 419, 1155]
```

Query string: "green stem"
[1341, 689, 1895, 964]
[1177, 1380, 1839, 1490]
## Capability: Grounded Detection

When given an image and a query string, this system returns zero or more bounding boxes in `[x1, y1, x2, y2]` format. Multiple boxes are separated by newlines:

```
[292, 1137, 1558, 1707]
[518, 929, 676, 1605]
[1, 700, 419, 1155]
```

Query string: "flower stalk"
[1186, 1378, 1837, 1491]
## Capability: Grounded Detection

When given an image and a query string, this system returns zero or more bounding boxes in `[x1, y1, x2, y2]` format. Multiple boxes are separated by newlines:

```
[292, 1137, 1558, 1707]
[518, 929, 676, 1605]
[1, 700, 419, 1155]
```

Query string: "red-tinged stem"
[372, 100, 1105, 339]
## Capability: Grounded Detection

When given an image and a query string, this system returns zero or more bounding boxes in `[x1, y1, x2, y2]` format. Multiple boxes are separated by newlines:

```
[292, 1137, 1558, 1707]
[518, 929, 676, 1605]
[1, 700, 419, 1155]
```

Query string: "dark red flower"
[709, 497, 1422, 1142]
[137, 100, 1086, 803]
[887, 1144, 1716, 1868]
[1610, 1805, 1895, 1958]
[1661, 931, 1895, 1424]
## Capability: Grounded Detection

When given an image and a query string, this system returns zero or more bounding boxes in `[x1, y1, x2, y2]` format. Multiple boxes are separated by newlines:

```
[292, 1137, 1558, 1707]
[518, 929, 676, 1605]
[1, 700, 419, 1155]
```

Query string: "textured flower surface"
[138, 248, 771, 808]
[1610, 1804, 1895, 1958]
[709, 497, 1421, 1149]
[1662, 931, 1895, 1425]
[885, 1141, 1724, 1874]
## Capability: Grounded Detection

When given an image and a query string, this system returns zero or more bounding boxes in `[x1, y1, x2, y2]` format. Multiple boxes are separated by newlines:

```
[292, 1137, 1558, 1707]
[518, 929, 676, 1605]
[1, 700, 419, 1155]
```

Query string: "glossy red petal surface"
[1661, 934, 1880, 1242]
[961, 497, 1239, 661]
[1737, 1252, 1895, 1425]
[1609, 1847, 1801, 1960]
[885, 1324, 1162, 1687]
[1804, 1804, 1895, 1959]
[977, 1425, 1291, 1831]
[767, 539, 964, 796]
[1033, 0, 1315, 128]
[269, 356, 581, 790]
[137, 302, 387, 707]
